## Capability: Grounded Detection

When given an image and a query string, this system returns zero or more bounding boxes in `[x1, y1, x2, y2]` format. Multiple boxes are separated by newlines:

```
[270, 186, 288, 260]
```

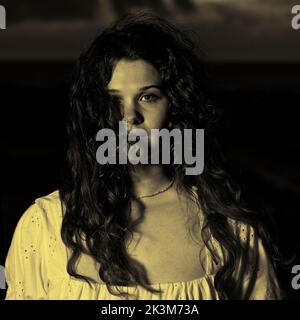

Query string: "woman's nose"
[122, 99, 144, 127]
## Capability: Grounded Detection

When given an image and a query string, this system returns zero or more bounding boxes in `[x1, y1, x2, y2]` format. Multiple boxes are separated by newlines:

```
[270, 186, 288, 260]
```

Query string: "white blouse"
[5, 190, 282, 300]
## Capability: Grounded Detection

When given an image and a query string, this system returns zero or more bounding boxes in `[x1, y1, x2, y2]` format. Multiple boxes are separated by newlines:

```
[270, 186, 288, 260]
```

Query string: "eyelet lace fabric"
[5, 191, 283, 300]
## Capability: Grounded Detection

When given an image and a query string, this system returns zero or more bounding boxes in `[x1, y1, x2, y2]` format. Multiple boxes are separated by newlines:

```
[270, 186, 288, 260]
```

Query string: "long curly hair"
[59, 12, 282, 299]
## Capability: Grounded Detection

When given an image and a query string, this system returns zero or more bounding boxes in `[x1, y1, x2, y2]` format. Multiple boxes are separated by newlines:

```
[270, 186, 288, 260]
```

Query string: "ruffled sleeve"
[230, 220, 283, 300]
[5, 203, 49, 300]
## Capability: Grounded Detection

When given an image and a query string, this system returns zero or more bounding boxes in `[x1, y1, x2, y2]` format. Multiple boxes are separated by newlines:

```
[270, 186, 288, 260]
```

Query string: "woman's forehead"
[107, 59, 161, 91]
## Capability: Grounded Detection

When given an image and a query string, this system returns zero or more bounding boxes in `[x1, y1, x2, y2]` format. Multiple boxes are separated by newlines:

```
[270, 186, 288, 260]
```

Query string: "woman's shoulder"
[34, 190, 63, 216]
[5, 190, 65, 299]
[17, 190, 63, 233]
[6, 190, 64, 265]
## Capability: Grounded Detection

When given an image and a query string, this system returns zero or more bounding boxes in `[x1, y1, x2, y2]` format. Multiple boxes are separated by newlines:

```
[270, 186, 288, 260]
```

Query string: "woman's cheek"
[154, 104, 169, 127]
[147, 116, 166, 130]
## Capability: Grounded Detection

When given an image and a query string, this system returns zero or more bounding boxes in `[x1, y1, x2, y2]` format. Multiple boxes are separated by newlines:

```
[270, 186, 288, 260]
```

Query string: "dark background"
[1, 0, 300, 300]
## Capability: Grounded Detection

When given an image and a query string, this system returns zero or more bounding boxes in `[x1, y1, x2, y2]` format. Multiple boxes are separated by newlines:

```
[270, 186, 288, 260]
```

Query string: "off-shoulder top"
[4, 190, 282, 300]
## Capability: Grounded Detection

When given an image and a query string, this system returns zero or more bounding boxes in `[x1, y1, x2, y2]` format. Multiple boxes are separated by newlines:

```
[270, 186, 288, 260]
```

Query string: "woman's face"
[106, 59, 169, 135]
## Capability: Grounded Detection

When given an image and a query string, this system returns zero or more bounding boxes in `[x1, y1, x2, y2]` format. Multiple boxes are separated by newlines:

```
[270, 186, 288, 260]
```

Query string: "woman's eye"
[140, 94, 159, 102]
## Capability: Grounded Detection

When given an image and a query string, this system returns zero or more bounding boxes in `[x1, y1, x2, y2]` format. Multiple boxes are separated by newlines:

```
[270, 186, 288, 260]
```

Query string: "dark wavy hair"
[59, 11, 282, 299]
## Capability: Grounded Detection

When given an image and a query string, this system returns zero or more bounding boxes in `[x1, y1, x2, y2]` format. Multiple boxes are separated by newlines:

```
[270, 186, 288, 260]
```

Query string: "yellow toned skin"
[105, 59, 206, 283]
[125, 189, 207, 284]
[5, 191, 282, 299]
[4, 59, 283, 299]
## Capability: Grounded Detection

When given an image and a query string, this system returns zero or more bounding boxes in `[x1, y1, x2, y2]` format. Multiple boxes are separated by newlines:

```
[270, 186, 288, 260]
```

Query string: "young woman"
[5, 12, 283, 300]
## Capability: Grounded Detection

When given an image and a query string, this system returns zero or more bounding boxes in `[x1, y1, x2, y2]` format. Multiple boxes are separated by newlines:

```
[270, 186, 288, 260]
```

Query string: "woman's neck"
[130, 165, 172, 198]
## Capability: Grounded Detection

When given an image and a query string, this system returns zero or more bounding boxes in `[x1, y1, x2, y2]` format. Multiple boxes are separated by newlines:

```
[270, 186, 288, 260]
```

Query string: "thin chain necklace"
[134, 177, 175, 200]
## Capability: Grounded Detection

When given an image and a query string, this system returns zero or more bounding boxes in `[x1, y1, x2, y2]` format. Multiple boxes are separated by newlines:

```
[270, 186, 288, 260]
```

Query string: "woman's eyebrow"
[106, 85, 163, 93]
[139, 85, 162, 91]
